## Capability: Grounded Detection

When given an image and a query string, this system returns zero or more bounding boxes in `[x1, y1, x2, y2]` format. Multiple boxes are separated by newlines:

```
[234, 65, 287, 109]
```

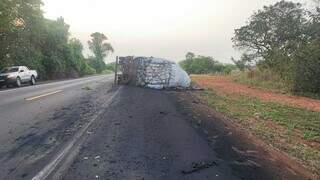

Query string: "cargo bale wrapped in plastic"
[118, 56, 190, 89]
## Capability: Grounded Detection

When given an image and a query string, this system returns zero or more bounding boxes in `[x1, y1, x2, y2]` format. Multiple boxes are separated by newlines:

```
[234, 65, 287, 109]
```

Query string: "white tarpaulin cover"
[119, 56, 191, 89]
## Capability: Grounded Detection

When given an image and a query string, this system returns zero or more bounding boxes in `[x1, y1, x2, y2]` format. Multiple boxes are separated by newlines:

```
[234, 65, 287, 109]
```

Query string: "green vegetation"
[98, 62, 115, 74]
[199, 89, 320, 173]
[231, 69, 290, 94]
[105, 62, 116, 72]
[179, 52, 236, 75]
[87, 33, 114, 74]
[0, 1, 112, 80]
[232, 1, 320, 95]
[231, 69, 320, 99]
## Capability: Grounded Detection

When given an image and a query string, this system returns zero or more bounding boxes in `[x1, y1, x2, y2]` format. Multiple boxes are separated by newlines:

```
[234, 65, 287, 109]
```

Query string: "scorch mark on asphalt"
[31, 87, 121, 180]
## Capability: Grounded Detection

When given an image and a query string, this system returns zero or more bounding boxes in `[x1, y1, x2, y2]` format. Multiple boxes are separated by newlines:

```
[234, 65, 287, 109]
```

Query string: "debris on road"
[117, 56, 191, 89]
[182, 161, 218, 175]
[94, 156, 100, 159]
[82, 86, 93, 91]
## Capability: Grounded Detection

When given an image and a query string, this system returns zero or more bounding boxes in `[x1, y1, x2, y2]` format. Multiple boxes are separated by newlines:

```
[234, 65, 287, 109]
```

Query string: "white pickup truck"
[0, 66, 38, 87]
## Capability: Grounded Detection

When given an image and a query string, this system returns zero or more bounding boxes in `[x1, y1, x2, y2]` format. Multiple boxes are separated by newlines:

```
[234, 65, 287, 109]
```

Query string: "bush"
[179, 53, 236, 75]
[291, 41, 320, 94]
[81, 63, 96, 75]
[231, 1, 320, 96]
[105, 62, 116, 72]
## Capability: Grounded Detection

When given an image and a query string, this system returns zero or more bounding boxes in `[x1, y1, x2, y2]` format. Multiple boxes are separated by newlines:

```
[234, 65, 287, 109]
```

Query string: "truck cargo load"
[117, 56, 190, 89]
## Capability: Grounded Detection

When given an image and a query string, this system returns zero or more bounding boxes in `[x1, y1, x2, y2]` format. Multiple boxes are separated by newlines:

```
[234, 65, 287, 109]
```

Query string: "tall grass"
[230, 69, 291, 94]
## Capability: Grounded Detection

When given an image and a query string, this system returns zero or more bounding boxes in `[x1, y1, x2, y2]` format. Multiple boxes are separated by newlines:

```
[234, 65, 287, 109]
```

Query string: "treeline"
[232, 0, 320, 95]
[0, 0, 113, 80]
[179, 52, 236, 75]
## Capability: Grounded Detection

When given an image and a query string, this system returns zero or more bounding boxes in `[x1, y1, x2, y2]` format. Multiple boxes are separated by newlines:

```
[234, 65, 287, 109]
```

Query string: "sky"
[42, 0, 308, 63]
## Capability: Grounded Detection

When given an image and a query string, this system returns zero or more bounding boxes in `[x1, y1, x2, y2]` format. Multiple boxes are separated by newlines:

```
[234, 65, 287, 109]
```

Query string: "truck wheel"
[15, 77, 21, 87]
[30, 76, 36, 85]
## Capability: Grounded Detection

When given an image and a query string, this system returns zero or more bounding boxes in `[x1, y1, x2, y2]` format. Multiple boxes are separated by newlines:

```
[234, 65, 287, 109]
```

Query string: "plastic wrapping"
[119, 56, 190, 89]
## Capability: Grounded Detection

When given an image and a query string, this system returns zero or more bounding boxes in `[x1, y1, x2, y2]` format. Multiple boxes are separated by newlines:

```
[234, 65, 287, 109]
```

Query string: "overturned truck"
[117, 56, 190, 89]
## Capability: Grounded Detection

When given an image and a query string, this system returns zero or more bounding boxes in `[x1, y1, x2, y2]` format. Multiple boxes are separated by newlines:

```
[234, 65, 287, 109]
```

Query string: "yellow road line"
[25, 90, 63, 101]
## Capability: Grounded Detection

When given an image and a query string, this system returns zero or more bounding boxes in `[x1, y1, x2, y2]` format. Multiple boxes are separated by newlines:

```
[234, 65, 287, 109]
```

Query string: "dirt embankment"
[174, 91, 316, 180]
[189, 75, 319, 179]
[192, 75, 320, 112]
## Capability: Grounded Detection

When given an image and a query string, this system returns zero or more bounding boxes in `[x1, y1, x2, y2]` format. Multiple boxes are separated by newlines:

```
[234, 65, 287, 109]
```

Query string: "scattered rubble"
[82, 86, 93, 91]
[94, 156, 100, 159]
[87, 131, 93, 135]
[182, 161, 217, 174]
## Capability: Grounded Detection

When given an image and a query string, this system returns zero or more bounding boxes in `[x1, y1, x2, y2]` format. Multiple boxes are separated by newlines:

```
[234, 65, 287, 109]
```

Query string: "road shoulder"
[172, 90, 317, 179]
[62, 86, 239, 180]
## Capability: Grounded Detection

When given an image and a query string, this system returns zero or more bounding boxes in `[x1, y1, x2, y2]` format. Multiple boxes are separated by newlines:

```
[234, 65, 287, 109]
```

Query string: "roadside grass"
[230, 69, 290, 94]
[199, 89, 320, 173]
[230, 70, 320, 99]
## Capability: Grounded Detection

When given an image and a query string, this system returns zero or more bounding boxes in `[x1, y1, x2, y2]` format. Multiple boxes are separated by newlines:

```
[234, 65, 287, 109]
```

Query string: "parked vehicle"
[0, 66, 38, 87]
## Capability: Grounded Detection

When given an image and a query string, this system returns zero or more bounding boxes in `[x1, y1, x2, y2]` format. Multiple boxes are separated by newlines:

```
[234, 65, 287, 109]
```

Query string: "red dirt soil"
[192, 75, 320, 112]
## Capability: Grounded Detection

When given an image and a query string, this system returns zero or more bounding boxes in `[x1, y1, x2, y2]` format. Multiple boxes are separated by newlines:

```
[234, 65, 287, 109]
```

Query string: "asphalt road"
[0, 75, 113, 143]
[62, 86, 239, 180]
[60, 86, 309, 180]
[0, 75, 115, 179]
[0, 76, 310, 180]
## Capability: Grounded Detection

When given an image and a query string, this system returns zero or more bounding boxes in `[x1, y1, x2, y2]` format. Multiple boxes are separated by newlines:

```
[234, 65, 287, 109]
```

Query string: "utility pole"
[114, 56, 118, 85]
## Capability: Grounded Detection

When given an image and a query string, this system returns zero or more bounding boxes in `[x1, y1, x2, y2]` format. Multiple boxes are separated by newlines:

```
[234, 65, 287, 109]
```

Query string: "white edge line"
[31, 86, 122, 180]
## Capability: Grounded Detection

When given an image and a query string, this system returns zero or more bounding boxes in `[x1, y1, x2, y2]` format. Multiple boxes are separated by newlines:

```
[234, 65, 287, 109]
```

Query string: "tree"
[0, 0, 97, 79]
[291, 41, 320, 93]
[232, 1, 307, 69]
[232, 0, 320, 95]
[231, 56, 249, 71]
[180, 53, 235, 74]
[186, 52, 195, 60]
[311, 0, 320, 8]
[0, 0, 43, 69]
[180, 52, 195, 73]
[307, 6, 320, 41]
[41, 18, 70, 79]
[88, 32, 114, 73]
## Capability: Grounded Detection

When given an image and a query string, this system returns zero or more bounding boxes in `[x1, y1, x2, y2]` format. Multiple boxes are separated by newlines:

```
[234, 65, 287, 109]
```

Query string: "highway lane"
[0, 74, 311, 180]
[0, 75, 112, 105]
[61, 86, 309, 180]
[0, 74, 115, 179]
[0, 75, 112, 141]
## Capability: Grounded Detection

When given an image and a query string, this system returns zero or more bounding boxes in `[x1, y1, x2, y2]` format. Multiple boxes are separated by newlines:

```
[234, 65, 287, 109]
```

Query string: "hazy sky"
[42, 0, 306, 63]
